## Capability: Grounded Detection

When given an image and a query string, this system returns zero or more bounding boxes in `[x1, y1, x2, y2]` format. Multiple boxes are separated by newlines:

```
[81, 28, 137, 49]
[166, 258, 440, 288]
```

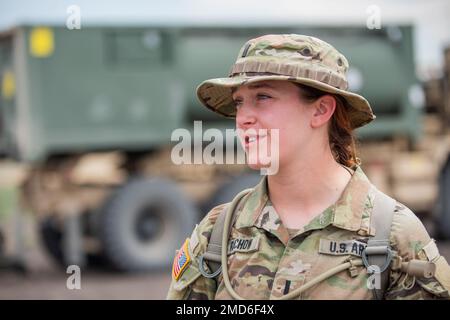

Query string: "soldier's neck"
[267, 152, 351, 230]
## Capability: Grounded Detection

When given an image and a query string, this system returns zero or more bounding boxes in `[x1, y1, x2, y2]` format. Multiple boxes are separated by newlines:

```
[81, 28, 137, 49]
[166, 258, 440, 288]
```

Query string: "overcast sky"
[1, 0, 449, 79]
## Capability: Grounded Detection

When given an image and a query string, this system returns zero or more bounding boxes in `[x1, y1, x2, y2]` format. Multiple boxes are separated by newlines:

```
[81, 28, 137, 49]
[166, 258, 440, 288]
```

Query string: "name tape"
[319, 238, 367, 257]
[228, 236, 260, 255]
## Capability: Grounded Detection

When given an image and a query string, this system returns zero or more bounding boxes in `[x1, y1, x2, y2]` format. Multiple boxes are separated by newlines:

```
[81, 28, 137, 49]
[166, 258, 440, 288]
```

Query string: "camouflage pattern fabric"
[196, 34, 375, 129]
[167, 166, 450, 300]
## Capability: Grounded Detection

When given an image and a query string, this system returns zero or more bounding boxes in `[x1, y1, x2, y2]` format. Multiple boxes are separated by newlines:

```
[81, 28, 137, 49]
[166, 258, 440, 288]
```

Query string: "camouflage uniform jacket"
[167, 166, 450, 299]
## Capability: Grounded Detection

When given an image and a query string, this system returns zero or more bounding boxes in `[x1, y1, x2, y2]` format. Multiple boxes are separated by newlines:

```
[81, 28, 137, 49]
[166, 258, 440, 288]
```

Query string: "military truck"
[0, 25, 448, 272]
[422, 47, 450, 239]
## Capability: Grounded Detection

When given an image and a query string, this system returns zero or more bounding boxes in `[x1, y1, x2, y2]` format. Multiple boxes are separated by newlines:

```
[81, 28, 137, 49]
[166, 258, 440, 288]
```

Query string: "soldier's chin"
[246, 162, 263, 170]
[246, 158, 271, 171]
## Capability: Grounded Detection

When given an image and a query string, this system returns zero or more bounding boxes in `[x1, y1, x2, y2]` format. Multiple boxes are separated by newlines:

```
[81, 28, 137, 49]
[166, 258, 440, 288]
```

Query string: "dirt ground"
[0, 251, 172, 300]
[0, 214, 449, 300]
[0, 210, 172, 300]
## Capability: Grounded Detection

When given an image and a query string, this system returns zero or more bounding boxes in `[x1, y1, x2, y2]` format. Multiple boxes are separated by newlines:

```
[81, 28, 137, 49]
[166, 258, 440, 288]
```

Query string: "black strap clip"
[197, 254, 222, 278]
[361, 241, 393, 274]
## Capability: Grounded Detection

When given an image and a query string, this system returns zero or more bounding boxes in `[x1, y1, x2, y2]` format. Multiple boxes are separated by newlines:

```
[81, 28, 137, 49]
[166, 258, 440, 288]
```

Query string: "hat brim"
[196, 75, 375, 129]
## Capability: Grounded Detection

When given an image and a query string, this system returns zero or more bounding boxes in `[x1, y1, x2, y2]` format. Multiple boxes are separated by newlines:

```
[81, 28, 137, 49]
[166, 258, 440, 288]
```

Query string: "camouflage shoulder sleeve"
[385, 202, 450, 300]
[166, 203, 228, 300]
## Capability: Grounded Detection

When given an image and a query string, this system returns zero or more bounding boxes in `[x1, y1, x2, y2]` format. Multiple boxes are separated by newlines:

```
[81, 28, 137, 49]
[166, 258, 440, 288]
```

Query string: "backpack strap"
[361, 187, 397, 300]
[199, 185, 398, 300]
[198, 190, 252, 279]
[198, 205, 228, 278]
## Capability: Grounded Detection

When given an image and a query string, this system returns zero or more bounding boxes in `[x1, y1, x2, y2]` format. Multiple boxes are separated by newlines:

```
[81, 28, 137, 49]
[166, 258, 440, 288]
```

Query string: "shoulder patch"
[172, 239, 191, 281]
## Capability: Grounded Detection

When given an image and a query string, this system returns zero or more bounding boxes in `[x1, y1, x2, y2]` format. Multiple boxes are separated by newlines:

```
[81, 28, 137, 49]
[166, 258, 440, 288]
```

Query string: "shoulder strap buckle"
[364, 187, 397, 299]
[198, 254, 222, 278]
[361, 240, 393, 274]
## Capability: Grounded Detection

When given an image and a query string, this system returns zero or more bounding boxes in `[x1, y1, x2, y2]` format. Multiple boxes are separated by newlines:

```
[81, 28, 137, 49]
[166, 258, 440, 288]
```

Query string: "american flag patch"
[172, 239, 191, 281]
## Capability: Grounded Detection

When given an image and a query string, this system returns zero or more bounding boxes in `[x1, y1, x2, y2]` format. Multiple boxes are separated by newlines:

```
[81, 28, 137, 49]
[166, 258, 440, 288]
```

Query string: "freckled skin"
[233, 80, 314, 171]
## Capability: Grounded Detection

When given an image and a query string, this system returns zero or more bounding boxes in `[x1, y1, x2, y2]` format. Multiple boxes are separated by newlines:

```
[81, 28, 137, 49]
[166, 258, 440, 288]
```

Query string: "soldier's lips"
[243, 134, 268, 150]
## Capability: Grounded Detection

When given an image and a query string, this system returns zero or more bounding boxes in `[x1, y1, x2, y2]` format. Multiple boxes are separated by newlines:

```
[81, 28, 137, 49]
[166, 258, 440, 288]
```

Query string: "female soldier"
[167, 34, 450, 300]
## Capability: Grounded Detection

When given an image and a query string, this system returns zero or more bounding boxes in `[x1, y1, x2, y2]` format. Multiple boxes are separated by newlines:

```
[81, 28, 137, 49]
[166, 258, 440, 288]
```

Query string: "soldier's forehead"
[231, 81, 287, 95]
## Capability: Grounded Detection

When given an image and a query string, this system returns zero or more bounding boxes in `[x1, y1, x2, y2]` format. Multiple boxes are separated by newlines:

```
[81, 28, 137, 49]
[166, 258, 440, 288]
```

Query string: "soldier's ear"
[311, 95, 336, 128]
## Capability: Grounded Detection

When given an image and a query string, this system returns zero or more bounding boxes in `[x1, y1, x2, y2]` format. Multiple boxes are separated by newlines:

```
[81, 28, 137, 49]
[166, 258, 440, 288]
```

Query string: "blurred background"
[0, 0, 449, 299]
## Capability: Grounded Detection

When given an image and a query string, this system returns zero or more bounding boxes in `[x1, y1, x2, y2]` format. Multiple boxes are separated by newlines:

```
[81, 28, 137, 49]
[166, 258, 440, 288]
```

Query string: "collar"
[234, 166, 375, 242]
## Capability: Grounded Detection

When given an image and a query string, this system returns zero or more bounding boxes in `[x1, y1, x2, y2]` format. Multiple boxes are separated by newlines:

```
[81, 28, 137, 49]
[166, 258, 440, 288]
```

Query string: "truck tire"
[203, 173, 262, 213]
[39, 217, 64, 264]
[39, 214, 107, 268]
[437, 157, 450, 239]
[99, 177, 198, 272]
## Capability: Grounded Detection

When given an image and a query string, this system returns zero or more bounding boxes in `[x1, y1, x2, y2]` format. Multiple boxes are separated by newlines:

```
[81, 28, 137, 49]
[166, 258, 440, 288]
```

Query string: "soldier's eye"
[233, 99, 243, 108]
[299, 47, 312, 57]
[257, 94, 271, 101]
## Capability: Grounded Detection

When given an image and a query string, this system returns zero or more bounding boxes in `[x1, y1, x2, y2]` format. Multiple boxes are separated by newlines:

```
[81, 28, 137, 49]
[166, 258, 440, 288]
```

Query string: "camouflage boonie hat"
[196, 34, 375, 129]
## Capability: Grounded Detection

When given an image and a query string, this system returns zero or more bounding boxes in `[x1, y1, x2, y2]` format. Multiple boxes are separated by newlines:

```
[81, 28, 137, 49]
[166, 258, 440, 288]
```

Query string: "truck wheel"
[40, 216, 64, 264]
[39, 214, 107, 268]
[203, 173, 262, 213]
[99, 177, 198, 272]
[437, 157, 450, 239]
